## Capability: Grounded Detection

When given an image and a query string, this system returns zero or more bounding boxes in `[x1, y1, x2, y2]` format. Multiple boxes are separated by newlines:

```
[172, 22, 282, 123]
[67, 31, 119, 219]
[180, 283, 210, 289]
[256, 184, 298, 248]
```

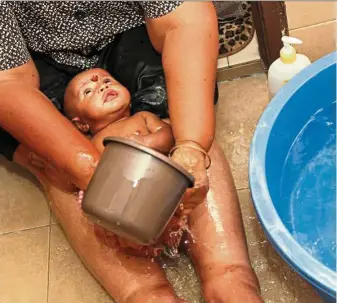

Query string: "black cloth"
[0, 25, 218, 161]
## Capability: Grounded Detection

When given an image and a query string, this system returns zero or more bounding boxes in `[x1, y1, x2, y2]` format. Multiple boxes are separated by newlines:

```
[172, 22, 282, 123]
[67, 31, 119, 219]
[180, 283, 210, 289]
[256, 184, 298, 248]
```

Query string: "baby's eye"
[103, 78, 111, 84]
[84, 88, 92, 96]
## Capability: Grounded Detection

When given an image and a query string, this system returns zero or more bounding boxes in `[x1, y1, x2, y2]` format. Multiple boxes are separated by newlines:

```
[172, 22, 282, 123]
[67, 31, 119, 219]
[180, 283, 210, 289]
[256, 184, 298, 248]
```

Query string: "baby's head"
[64, 68, 130, 134]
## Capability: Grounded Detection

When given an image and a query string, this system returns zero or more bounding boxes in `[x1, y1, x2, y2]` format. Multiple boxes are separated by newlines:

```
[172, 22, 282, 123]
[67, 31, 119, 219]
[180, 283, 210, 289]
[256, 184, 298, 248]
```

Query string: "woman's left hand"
[171, 146, 209, 217]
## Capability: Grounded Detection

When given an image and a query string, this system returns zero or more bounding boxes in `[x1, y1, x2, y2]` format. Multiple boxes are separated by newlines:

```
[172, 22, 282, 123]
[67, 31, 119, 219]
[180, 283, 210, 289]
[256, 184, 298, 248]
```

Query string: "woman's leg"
[14, 145, 183, 303]
[186, 141, 263, 303]
[48, 186, 186, 303]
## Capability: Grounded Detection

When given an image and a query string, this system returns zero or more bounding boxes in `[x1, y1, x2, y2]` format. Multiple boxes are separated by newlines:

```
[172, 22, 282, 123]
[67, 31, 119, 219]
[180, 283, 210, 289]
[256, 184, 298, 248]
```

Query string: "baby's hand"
[127, 131, 173, 155]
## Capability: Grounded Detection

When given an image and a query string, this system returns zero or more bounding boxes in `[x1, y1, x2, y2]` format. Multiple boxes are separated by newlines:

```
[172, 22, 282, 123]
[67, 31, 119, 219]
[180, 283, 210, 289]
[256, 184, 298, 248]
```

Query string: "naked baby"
[63, 67, 187, 257]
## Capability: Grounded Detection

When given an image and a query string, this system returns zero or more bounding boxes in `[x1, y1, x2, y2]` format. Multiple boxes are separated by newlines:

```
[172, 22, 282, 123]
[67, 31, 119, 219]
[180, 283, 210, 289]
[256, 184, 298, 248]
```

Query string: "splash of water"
[163, 223, 197, 259]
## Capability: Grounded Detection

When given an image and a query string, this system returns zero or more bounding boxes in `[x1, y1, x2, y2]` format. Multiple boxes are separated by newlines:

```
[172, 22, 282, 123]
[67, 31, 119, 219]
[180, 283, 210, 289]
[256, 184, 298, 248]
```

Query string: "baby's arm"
[132, 112, 174, 155]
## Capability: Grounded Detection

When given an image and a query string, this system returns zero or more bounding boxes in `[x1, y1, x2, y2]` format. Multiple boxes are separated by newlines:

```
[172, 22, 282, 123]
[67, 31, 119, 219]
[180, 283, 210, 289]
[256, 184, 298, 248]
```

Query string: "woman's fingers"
[178, 174, 209, 216]
[77, 190, 85, 206]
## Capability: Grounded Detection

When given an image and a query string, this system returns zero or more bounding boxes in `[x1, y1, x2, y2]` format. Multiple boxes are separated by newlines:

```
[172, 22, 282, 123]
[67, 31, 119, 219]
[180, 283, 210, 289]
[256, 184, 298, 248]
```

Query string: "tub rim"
[249, 51, 337, 298]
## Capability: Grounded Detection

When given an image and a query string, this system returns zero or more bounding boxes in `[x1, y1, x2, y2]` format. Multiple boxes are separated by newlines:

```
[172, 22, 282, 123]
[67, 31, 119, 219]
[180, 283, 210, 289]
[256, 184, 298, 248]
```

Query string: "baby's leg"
[185, 141, 263, 303]
[47, 185, 185, 303]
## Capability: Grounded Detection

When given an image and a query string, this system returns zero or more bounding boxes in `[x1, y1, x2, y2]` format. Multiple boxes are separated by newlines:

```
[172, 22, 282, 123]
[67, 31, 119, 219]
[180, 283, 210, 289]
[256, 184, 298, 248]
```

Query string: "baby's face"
[67, 69, 130, 130]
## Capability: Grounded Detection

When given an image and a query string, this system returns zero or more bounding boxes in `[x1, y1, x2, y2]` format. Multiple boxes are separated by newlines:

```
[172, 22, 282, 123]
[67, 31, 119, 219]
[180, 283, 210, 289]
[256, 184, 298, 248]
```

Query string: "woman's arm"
[0, 60, 100, 190]
[145, 2, 218, 152]
[144, 2, 218, 216]
[13, 143, 77, 192]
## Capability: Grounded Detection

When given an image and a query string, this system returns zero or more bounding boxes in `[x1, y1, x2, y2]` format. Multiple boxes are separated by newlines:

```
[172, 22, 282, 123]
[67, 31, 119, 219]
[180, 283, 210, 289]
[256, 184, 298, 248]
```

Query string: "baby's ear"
[71, 117, 90, 134]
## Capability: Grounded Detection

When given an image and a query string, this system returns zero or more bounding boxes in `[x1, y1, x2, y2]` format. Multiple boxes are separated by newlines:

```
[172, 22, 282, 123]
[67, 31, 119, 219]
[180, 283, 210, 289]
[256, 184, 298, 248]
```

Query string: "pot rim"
[103, 136, 195, 187]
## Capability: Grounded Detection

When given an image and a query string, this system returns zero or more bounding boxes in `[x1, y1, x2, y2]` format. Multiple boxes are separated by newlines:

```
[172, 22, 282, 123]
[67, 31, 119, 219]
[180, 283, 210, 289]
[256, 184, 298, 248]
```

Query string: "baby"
[64, 68, 174, 155]
[64, 68, 185, 257]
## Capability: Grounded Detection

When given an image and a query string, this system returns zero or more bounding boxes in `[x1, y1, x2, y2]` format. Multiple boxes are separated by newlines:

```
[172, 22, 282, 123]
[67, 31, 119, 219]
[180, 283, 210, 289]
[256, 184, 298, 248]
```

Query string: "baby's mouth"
[103, 89, 119, 103]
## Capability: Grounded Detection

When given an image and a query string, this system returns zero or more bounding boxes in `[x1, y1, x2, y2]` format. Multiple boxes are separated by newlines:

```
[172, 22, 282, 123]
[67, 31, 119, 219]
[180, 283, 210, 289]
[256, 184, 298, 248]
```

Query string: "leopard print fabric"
[216, 2, 255, 58]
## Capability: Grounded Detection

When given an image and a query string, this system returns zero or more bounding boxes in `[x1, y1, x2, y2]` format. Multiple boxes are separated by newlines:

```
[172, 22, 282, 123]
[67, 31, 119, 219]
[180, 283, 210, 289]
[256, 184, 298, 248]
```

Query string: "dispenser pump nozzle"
[280, 36, 302, 64]
[281, 36, 303, 47]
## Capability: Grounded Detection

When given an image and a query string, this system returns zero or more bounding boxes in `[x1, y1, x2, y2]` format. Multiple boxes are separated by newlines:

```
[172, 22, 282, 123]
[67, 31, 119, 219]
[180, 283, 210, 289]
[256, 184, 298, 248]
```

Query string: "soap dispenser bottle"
[268, 36, 311, 99]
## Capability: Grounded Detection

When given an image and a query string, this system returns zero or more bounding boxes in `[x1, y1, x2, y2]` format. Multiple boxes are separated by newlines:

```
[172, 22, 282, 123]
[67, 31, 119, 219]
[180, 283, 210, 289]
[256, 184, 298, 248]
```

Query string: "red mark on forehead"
[91, 74, 98, 82]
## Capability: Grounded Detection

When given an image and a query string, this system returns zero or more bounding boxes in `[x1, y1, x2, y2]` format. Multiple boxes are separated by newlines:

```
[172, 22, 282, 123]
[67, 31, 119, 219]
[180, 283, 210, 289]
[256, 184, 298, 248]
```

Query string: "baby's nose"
[100, 85, 110, 92]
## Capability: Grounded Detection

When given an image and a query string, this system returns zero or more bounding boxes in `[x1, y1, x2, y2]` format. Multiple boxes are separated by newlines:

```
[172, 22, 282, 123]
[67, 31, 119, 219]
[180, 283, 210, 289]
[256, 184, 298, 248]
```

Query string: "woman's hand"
[93, 216, 187, 258]
[171, 145, 209, 217]
[94, 224, 165, 258]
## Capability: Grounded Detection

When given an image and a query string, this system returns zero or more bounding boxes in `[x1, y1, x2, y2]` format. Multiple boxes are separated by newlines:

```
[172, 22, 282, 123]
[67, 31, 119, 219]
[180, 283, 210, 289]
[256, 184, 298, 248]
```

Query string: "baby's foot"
[201, 264, 263, 303]
[77, 190, 84, 206]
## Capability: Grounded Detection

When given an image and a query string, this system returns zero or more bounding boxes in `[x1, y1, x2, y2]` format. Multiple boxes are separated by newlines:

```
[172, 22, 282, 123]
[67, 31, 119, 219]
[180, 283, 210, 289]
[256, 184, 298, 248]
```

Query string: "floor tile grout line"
[0, 224, 50, 236]
[46, 207, 52, 303]
[46, 224, 52, 303]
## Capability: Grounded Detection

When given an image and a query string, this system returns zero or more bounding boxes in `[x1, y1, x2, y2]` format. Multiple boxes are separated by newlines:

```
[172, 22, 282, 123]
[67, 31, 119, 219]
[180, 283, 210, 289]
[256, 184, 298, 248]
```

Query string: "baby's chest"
[110, 117, 150, 138]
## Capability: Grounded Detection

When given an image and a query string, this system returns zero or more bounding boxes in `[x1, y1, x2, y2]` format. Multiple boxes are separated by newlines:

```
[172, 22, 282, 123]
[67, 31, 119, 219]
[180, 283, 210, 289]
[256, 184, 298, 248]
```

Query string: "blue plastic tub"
[249, 51, 336, 302]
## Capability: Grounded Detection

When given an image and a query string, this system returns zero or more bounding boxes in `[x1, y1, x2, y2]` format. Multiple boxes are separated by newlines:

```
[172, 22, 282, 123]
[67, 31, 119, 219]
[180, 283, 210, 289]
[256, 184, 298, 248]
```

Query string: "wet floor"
[0, 74, 324, 302]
